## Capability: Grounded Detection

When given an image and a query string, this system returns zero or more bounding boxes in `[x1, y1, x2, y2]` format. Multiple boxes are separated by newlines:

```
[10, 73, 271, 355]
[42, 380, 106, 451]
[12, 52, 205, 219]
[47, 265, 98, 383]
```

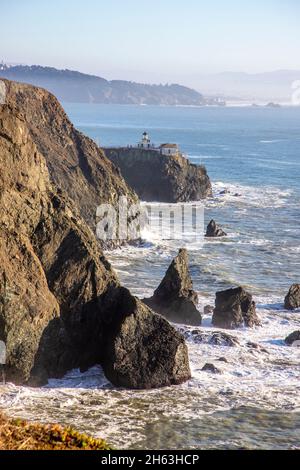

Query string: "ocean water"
[1, 104, 300, 449]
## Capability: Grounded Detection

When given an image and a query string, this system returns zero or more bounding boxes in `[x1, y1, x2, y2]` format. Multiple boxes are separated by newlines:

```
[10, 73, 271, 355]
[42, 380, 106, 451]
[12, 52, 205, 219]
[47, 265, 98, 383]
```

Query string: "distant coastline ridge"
[0, 63, 225, 106]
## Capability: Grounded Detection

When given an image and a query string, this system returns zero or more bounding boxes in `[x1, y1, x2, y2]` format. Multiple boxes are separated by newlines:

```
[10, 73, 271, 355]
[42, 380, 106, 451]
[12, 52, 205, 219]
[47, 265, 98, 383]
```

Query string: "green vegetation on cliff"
[0, 412, 111, 450]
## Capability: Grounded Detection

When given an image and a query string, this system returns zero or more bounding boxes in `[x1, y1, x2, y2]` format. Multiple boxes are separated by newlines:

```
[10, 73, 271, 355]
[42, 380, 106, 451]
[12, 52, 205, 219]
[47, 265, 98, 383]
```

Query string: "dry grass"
[0, 412, 111, 450]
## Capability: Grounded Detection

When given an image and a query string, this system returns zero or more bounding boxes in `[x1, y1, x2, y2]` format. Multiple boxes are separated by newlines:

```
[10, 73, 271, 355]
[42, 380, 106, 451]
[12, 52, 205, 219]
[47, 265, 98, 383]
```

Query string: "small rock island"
[104, 132, 212, 202]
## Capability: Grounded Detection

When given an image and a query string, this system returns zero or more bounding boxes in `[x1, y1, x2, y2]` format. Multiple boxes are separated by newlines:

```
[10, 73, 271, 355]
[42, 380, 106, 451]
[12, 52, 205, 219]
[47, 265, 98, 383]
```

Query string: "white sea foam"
[208, 181, 294, 209]
[0, 295, 299, 449]
[260, 139, 285, 144]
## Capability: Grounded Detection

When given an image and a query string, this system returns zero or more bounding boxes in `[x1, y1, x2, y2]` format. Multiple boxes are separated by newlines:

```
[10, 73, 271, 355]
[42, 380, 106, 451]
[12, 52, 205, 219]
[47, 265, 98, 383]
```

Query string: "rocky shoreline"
[0, 78, 298, 400]
[0, 79, 190, 389]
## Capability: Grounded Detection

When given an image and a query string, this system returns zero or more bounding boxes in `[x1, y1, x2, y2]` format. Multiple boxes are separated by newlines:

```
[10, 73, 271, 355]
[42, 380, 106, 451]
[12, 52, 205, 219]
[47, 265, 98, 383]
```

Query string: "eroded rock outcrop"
[284, 284, 300, 310]
[104, 147, 212, 203]
[205, 219, 227, 237]
[0, 82, 191, 388]
[143, 249, 201, 326]
[2, 79, 138, 237]
[102, 288, 190, 388]
[212, 287, 261, 329]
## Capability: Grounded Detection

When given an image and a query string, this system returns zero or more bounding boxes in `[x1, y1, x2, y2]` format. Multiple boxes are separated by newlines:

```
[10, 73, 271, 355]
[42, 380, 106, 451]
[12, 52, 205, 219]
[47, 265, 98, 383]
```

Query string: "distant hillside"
[0, 64, 210, 105]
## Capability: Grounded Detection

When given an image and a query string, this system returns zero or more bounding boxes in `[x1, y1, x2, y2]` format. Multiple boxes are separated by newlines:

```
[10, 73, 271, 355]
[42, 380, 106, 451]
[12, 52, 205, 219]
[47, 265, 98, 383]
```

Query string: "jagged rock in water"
[201, 363, 222, 374]
[102, 288, 190, 388]
[212, 287, 261, 329]
[284, 284, 300, 310]
[205, 219, 227, 237]
[104, 147, 212, 203]
[0, 81, 191, 388]
[143, 249, 201, 326]
[2, 79, 139, 241]
[285, 331, 300, 347]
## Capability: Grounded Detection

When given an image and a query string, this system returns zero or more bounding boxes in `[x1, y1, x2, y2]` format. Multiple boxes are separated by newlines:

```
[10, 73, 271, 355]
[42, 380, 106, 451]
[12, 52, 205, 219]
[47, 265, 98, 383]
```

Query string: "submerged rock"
[201, 363, 222, 374]
[182, 330, 239, 347]
[104, 147, 212, 203]
[205, 219, 227, 237]
[0, 81, 191, 389]
[212, 287, 261, 329]
[143, 249, 202, 326]
[246, 342, 268, 354]
[284, 284, 300, 310]
[209, 332, 240, 347]
[285, 331, 300, 347]
[217, 357, 229, 363]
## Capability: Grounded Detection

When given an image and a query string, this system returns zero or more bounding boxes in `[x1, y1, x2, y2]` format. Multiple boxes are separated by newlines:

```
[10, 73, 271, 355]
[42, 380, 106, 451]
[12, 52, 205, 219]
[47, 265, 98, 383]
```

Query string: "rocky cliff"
[104, 148, 212, 202]
[1, 79, 138, 236]
[0, 80, 191, 388]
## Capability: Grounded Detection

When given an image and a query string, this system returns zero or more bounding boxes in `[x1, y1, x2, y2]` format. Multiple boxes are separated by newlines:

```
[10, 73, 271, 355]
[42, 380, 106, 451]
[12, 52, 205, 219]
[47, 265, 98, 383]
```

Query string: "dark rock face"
[285, 331, 300, 346]
[205, 219, 227, 237]
[2, 79, 138, 238]
[104, 148, 212, 203]
[102, 288, 191, 388]
[284, 284, 300, 310]
[143, 249, 201, 326]
[212, 287, 261, 329]
[201, 363, 222, 374]
[0, 82, 191, 388]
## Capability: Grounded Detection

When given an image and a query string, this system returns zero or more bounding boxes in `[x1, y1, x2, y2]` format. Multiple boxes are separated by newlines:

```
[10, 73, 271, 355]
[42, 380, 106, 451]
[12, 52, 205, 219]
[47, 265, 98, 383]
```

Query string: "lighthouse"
[139, 131, 151, 148]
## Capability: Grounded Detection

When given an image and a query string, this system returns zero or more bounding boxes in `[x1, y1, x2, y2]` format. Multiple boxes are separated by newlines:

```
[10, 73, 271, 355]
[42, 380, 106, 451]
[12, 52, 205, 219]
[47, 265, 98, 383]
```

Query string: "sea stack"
[143, 248, 202, 326]
[212, 287, 261, 329]
[205, 219, 227, 237]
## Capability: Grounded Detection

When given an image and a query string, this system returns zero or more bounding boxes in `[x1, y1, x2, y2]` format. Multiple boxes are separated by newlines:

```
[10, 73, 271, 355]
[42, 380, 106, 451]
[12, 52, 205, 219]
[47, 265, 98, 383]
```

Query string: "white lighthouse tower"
[139, 131, 151, 149]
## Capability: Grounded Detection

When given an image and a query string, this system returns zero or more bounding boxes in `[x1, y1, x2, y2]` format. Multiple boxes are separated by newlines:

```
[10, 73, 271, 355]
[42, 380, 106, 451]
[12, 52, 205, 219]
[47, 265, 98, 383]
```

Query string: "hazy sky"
[1, 0, 300, 85]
